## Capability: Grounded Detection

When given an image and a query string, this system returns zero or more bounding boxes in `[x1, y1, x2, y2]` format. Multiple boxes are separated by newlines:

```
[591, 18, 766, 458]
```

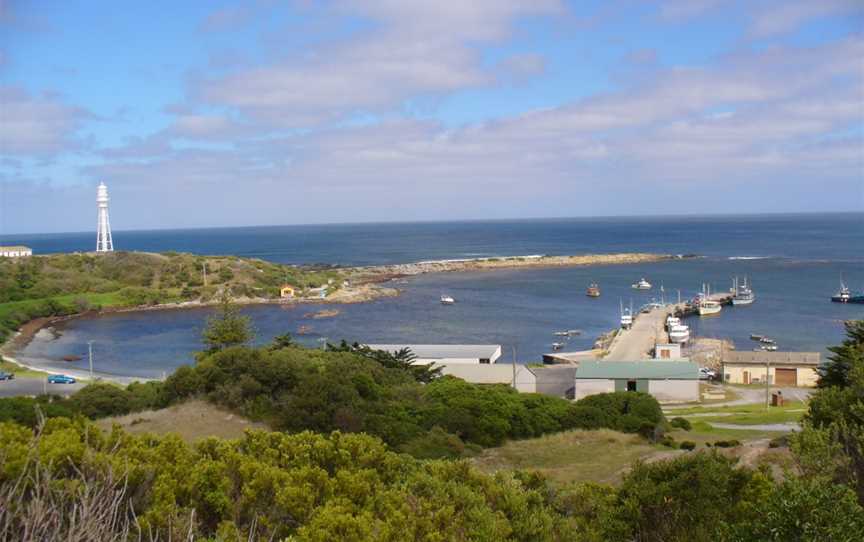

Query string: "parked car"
[47, 374, 76, 384]
[0, 371, 14, 381]
[698, 367, 717, 380]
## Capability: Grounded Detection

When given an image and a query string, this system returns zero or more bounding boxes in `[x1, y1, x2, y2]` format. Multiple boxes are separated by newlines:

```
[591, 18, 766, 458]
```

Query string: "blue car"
[0, 371, 14, 381]
[47, 374, 76, 384]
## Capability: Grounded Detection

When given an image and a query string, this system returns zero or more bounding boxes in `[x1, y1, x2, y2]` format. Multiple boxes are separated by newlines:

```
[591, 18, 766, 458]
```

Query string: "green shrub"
[67, 383, 132, 418]
[564, 405, 611, 429]
[670, 417, 692, 431]
[713, 439, 741, 448]
[398, 426, 466, 459]
[680, 441, 696, 451]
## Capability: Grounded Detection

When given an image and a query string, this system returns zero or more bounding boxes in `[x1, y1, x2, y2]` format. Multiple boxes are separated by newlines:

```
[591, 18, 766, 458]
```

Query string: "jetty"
[606, 291, 733, 361]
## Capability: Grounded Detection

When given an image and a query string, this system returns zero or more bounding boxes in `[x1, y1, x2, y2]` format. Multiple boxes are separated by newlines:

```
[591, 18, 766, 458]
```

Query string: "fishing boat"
[440, 294, 456, 305]
[666, 315, 680, 330]
[732, 277, 756, 306]
[832, 281, 852, 303]
[669, 324, 690, 344]
[551, 342, 564, 351]
[750, 333, 764, 341]
[620, 300, 634, 329]
[760, 337, 775, 345]
[586, 283, 601, 297]
[698, 283, 722, 316]
[632, 278, 652, 290]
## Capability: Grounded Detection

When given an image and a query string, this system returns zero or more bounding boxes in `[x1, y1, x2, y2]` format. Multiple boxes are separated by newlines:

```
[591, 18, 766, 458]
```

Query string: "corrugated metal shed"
[366, 344, 502, 363]
[723, 351, 820, 366]
[576, 361, 699, 380]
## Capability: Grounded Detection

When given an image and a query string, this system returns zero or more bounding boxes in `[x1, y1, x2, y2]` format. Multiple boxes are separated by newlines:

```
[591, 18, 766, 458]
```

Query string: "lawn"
[471, 429, 661, 486]
[669, 401, 807, 425]
[0, 357, 46, 378]
[0, 292, 129, 321]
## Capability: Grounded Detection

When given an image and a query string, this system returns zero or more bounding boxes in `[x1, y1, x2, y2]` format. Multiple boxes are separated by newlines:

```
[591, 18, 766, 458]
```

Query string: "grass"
[0, 357, 45, 378]
[95, 399, 268, 443]
[669, 401, 807, 425]
[0, 292, 129, 321]
[471, 429, 660, 486]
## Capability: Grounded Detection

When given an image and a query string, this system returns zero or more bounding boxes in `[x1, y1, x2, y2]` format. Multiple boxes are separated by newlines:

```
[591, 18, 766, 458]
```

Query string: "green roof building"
[574, 361, 699, 403]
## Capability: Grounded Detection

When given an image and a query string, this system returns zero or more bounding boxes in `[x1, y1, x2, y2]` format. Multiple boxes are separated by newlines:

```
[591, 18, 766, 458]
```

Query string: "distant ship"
[830, 281, 864, 303]
[440, 294, 456, 305]
[732, 277, 755, 306]
[632, 278, 652, 290]
[586, 283, 601, 297]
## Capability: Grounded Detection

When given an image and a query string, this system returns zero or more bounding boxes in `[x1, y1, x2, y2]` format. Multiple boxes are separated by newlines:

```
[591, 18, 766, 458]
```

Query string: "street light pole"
[87, 340, 94, 379]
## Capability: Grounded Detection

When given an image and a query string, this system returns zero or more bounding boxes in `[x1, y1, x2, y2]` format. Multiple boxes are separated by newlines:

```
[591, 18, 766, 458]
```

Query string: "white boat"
[698, 283, 722, 316]
[760, 337, 775, 345]
[669, 324, 690, 343]
[732, 277, 756, 306]
[440, 295, 455, 305]
[553, 331, 569, 336]
[632, 278, 652, 290]
[567, 329, 582, 336]
[620, 299, 634, 329]
[762, 344, 778, 351]
[699, 300, 722, 316]
[666, 315, 680, 330]
[551, 342, 564, 350]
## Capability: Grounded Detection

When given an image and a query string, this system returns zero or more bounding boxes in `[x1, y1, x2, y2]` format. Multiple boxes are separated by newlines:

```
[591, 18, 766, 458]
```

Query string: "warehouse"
[722, 351, 820, 387]
[365, 344, 502, 364]
[573, 361, 700, 403]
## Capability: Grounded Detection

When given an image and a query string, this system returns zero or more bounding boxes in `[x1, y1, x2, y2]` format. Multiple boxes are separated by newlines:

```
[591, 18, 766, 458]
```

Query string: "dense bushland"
[1, 419, 861, 542]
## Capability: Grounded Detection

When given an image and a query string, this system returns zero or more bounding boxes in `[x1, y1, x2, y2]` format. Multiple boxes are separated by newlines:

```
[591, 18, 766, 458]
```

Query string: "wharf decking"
[606, 291, 733, 361]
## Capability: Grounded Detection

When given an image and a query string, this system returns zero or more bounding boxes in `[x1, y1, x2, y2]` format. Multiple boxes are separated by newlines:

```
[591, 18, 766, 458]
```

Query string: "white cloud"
[0, 86, 91, 156]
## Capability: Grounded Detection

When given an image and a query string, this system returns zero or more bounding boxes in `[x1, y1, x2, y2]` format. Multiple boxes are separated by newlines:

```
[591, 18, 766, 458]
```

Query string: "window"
[479, 358, 490, 364]
[627, 380, 637, 392]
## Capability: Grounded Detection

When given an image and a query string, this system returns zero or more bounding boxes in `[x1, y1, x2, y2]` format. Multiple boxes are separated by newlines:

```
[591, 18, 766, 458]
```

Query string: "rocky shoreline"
[0, 252, 688, 379]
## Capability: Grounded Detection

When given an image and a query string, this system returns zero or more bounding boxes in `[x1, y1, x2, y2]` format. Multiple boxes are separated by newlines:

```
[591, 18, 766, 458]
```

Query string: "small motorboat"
[832, 282, 851, 303]
[759, 337, 775, 345]
[586, 283, 601, 297]
[750, 333, 764, 341]
[440, 294, 456, 305]
[761, 344, 778, 351]
[620, 309, 633, 329]
[567, 329, 582, 336]
[551, 342, 564, 351]
[553, 331, 569, 337]
[632, 278, 652, 290]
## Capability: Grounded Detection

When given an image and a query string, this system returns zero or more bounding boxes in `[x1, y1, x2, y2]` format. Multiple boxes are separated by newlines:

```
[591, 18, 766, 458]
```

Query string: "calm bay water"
[11, 213, 864, 379]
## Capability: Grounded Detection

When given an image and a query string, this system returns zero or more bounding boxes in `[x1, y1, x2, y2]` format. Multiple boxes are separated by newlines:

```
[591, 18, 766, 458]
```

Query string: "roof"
[723, 351, 821, 366]
[576, 361, 699, 380]
[0, 246, 31, 251]
[366, 344, 502, 360]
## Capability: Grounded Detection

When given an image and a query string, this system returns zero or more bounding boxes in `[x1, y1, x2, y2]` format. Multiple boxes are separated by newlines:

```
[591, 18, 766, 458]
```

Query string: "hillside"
[0, 251, 344, 342]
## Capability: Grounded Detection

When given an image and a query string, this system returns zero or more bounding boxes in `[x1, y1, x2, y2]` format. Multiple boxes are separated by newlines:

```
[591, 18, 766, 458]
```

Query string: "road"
[0, 377, 86, 397]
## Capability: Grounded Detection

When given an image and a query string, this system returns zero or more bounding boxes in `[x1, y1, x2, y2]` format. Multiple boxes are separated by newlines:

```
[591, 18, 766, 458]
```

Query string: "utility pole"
[87, 340, 94, 379]
[765, 358, 771, 409]
[202, 262, 208, 287]
[511, 345, 517, 390]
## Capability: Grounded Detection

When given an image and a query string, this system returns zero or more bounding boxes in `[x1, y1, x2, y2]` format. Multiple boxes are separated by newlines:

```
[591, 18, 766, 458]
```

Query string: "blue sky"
[1, 0, 862, 234]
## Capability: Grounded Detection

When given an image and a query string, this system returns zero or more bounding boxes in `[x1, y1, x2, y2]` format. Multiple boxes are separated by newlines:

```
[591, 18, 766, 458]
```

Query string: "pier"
[606, 291, 734, 361]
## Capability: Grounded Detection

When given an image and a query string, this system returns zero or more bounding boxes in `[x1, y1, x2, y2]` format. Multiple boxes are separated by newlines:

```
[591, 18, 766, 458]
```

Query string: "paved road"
[0, 377, 86, 397]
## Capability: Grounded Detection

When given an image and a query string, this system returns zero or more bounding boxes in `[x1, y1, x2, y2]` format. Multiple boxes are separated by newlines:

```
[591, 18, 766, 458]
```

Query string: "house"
[722, 351, 821, 387]
[573, 361, 700, 403]
[654, 343, 684, 360]
[280, 285, 296, 298]
[0, 246, 32, 258]
[365, 344, 502, 364]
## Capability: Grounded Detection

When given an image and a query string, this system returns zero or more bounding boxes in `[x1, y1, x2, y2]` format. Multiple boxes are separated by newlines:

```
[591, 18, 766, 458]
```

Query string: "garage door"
[775, 368, 797, 386]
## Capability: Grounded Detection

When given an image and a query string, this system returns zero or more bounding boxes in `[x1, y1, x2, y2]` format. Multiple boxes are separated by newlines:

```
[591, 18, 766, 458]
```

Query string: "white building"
[0, 246, 32, 258]
[366, 344, 503, 364]
[439, 364, 537, 393]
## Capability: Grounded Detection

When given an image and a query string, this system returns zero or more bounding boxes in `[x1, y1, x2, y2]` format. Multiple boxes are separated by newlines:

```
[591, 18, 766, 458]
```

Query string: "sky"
[0, 0, 862, 234]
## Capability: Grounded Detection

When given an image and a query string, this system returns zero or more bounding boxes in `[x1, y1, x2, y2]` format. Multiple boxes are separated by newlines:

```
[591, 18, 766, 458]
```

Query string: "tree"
[201, 293, 254, 353]
[267, 333, 294, 350]
[818, 320, 864, 388]
[793, 319, 864, 504]
[327, 341, 442, 383]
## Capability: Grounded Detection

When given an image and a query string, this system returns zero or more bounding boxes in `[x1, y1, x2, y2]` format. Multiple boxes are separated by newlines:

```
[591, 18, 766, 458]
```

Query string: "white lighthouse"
[96, 182, 114, 252]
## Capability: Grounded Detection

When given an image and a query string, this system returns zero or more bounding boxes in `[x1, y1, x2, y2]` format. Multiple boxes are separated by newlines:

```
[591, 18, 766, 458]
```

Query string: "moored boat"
[586, 283, 601, 297]
[440, 294, 456, 305]
[732, 277, 756, 306]
[699, 299, 722, 316]
[832, 281, 851, 303]
[669, 324, 690, 344]
[632, 278, 652, 290]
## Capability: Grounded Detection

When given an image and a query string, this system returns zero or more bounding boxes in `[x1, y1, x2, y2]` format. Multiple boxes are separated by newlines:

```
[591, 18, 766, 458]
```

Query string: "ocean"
[8, 213, 864, 379]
